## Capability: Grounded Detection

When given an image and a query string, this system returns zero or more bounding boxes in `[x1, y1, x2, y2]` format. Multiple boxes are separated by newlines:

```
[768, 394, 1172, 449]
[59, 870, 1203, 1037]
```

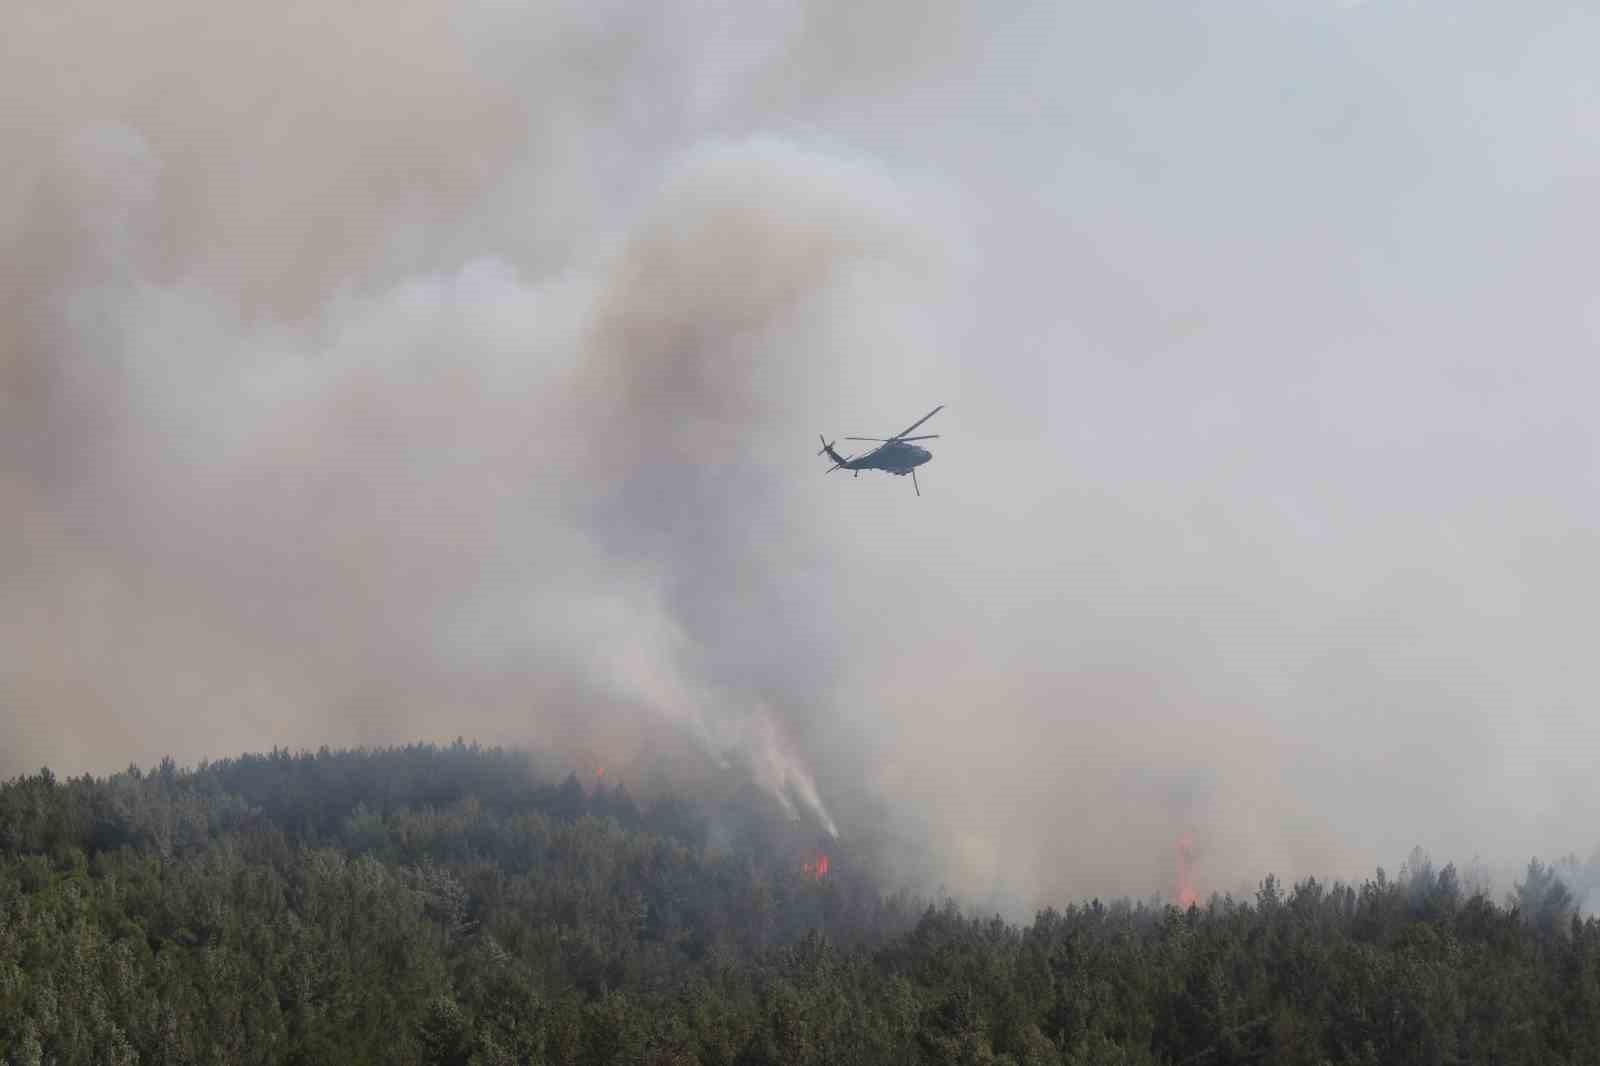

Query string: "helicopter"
[817, 405, 943, 496]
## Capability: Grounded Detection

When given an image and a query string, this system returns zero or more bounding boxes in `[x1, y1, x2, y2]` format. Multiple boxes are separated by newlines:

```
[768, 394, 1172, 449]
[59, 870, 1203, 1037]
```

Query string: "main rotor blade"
[890, 404, 944, 441]
[897, 435, 939, 441]
[845, 437, 891, 442]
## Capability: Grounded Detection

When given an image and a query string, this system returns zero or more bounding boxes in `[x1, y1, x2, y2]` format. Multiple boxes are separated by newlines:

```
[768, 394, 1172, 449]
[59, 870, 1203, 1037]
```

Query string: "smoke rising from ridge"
[6, 0, 1600, 912]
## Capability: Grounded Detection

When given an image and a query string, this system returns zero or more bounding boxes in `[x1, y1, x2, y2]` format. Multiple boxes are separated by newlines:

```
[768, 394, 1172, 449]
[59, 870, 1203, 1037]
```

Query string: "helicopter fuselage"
[846, 440, 931, 475]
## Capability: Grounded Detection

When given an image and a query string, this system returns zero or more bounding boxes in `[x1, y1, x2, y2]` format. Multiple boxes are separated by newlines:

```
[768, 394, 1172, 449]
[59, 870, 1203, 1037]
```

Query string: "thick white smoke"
[2, 29, 959, 838]
[6, 0, 1600, 913]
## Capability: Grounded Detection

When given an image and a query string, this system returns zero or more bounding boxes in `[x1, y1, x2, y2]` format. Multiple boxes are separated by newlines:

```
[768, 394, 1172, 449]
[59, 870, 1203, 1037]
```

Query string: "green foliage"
[1, 745, 1596, 1064]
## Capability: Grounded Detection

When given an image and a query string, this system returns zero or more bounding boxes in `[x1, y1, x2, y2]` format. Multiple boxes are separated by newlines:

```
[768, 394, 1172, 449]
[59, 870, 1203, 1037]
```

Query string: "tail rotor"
[817, 435, 848, 472]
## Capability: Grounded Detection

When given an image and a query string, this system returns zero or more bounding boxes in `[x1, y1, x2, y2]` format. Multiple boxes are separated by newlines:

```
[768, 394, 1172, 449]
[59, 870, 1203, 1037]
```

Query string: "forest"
[2, 743, 1597, 1065]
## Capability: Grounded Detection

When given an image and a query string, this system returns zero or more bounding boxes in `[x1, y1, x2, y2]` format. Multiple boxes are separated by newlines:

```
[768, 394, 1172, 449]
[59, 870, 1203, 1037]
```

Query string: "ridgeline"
[2, 743, 1596, 1064]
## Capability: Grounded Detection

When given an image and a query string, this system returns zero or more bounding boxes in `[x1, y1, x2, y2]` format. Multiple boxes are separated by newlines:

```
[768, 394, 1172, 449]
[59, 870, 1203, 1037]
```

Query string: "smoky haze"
[4, 0, 1599, 913]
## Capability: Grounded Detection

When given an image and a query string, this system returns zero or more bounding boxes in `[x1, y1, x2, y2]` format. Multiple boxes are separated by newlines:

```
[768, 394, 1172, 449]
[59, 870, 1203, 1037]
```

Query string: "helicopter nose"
[915, 447, 931, 464]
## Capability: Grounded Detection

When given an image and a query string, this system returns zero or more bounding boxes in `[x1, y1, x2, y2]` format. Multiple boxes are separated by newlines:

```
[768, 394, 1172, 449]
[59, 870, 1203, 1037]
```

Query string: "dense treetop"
[2, 742, 1596, 1064]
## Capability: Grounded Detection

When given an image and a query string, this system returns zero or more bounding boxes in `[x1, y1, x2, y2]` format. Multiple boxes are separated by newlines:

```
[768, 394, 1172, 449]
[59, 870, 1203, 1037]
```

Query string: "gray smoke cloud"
[5, 0, 1600, 913]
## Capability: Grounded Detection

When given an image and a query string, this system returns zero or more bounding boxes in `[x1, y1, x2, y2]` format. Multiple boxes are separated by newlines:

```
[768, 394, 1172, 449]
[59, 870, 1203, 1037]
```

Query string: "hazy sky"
[4, 0, 1598, 911]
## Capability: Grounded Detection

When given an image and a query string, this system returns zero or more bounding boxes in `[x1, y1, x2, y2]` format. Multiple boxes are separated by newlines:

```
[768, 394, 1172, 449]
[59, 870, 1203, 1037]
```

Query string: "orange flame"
[801, 854, 831, 881]
[1175, 832, 1198, 908]
[594, 766, 605, 779]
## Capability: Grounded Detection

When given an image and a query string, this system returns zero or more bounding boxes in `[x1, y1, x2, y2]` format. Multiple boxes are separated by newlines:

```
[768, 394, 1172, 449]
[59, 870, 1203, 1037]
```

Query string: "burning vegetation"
[801, 853, 831, 881]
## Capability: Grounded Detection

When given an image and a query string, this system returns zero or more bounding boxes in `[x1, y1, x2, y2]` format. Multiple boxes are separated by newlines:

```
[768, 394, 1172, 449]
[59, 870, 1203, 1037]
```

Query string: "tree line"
[2, 742, 1597, 1064]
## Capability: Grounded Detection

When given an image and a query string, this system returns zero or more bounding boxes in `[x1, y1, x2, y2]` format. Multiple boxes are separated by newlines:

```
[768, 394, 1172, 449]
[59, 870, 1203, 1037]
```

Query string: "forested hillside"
[2, 744, 1597, 1065]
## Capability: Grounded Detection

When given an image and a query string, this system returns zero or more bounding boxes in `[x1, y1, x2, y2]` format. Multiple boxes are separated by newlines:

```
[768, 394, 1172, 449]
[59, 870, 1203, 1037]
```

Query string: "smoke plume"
[5, 0, 1600, 913]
